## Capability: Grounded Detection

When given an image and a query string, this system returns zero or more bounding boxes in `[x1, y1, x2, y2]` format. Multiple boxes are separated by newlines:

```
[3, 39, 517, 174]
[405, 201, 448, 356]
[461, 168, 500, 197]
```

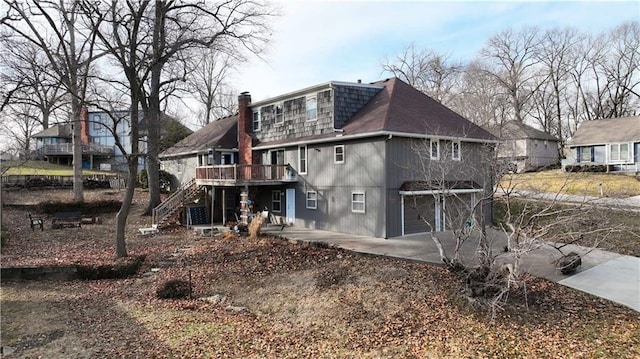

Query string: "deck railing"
[152, 178, 201, 227]
[195, 164, 296, 182]
[39, 143, 114, 155]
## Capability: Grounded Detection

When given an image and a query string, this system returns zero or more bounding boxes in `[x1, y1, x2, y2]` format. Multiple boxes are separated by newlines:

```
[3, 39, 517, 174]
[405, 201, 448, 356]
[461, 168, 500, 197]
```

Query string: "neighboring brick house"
[158, 78, 497, 238]
[563, 116, 640, 172]
[490, 121, 560, 173]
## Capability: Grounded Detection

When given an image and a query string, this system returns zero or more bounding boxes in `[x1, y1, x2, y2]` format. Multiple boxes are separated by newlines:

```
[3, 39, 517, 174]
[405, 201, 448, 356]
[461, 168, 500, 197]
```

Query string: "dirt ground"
[1, 188, 639, 358]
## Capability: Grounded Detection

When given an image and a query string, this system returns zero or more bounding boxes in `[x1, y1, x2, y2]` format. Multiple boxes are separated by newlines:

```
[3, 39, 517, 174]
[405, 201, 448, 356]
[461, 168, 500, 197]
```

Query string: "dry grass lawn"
[501, 169, 640, 198]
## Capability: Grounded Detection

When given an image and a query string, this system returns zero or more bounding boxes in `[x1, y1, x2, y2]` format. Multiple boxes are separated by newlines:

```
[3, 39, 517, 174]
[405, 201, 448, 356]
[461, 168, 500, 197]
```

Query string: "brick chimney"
[80, 107, 90, 144]
[238, 92, 253, 165]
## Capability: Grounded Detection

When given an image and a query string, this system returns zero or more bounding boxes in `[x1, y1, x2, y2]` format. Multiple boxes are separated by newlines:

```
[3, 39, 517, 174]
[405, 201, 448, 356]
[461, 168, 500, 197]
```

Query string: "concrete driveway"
[262, 225, 640, 312]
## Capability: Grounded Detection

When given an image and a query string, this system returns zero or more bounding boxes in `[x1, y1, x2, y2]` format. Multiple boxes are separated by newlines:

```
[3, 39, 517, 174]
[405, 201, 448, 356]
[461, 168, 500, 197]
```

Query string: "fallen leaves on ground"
[1, 189, 639, 358]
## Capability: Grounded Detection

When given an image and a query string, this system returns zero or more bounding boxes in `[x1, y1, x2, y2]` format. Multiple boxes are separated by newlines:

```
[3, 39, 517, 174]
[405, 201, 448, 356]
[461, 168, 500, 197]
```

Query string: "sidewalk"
[262, 225, 640, 312]
[503, 190, 640, 211]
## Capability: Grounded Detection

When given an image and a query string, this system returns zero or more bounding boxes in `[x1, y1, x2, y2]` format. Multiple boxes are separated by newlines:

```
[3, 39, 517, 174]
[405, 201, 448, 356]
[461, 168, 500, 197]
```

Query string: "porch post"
[240, 184, 249, 225]
[222, 188, 227, 226]
[214, 186, 216, 237]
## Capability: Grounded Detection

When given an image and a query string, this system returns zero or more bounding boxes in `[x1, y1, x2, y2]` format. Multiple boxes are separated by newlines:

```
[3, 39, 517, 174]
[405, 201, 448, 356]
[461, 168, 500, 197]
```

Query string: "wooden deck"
[195, 164, 298, 186]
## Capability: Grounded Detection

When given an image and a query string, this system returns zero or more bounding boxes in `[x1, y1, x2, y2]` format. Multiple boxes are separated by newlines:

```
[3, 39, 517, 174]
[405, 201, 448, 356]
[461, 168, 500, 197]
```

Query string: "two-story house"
[158, 78, 497, 238]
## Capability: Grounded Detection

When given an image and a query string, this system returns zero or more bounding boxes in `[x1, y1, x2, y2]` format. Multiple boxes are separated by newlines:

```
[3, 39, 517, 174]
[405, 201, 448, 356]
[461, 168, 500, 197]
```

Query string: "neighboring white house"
[564, 116, 640, 173]
[490, 121, 560, 173]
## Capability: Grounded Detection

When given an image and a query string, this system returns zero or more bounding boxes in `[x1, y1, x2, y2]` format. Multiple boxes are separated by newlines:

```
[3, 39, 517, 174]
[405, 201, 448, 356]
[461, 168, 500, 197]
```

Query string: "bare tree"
[3, 0, 101, 202]
[187, 49, 237, 126]
[139, 0, 273, 216]
[478, 27, 542, 123]
[81, 0, 273, 257]
[532, 27, 582, 144]
[382, 43, 463, 106]
[401, 135, 504, 306]
[0, 102, 41, 159]
[597, 21, 640, 118]
[453, 60, 510, 130]
[0, 39, 67, 129]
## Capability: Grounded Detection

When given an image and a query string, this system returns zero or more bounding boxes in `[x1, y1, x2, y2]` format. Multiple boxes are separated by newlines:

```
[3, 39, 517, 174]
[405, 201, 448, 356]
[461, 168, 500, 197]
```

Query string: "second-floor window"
[430, 139, 440, 160]
[298, 145, 307, 174]
[253, 110, 261, 131]
[334, 145, 345, 164]
[306, 96, 317, 121]
[275, 104, 283, 124]
[452, 141, 460, 161]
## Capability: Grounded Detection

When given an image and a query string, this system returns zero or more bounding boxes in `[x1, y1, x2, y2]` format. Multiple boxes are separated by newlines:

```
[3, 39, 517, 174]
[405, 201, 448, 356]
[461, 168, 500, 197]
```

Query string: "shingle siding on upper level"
[334, 85, 382, 129]
[254, 89, 334, 143]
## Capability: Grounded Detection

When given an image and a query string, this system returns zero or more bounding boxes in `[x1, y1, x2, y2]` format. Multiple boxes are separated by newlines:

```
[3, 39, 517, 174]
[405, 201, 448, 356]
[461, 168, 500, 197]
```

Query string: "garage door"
[403, 195, 436, 235]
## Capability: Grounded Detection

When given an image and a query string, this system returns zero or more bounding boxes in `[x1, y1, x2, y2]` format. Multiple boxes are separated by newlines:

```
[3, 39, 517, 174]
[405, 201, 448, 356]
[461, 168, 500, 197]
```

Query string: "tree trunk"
[71, 97, 84, 202]
[115, 162, 136, 258]
[143, 0, 164, 216]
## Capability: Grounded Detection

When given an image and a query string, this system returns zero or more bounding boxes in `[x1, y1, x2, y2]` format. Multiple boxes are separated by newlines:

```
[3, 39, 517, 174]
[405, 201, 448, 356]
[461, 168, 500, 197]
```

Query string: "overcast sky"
[229, 0, 640, 103]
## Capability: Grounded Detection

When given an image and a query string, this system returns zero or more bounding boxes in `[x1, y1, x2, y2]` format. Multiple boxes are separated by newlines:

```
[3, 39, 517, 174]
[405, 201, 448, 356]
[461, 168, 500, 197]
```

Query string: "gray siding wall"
[385, 137, 494, 237]
[257, 137, 387, 237]
[526, 138, 559, 169]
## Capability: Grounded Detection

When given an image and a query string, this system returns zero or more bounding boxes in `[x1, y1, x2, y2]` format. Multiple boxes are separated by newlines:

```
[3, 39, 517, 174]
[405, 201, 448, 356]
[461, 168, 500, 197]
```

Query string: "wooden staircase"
[152, 179, 203, 229]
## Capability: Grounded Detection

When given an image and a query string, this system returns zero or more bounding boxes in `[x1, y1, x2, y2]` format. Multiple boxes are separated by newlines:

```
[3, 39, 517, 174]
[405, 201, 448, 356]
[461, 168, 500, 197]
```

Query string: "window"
[544, 140, 548, 149]
[430, 139, 440, 160]
[352, 192, 365, 213]
[334, 145, 345, 164]
[92, 115, 101, 130]
[579, 146, 592, 163]
[451, 141, 460, 161]
[252, 110, 261, 131]
[298, 145, 307, 174]
[306, 191, 317, 209]
[306, 96, 317, 121]
[272, 191, 281, 213]
[275, 103, 283, 124]
[610, 143, 629, 162]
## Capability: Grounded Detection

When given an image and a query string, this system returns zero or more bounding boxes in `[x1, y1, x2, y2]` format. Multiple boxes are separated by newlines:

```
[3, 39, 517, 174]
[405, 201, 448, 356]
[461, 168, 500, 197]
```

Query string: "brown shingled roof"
[342, 78, 496, 141]
[160, 114, 238, 158]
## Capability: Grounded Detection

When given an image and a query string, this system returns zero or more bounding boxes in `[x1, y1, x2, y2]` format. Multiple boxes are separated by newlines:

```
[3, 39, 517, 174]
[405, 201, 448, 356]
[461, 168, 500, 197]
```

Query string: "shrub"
[35, 200, 122, 215]
[564, 164, 607, 173]
[76, 255, 145, 280]
[156, 279, 192, 299]
[138, 169, 173, 192]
